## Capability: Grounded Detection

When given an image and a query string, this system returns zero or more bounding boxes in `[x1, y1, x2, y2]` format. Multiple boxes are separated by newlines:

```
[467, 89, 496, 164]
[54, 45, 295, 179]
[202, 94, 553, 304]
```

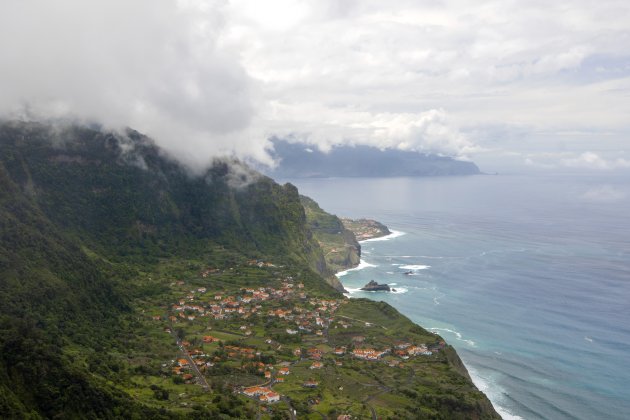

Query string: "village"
[146, 258, 446, 417]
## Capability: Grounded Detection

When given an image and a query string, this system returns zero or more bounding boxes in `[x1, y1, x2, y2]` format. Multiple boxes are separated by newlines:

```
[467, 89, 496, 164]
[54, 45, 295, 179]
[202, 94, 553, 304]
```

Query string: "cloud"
[223, 0, 630, 168]
[2, 0, 630, 172]
[580, 186, 627, 202]
[560, 152, 630, 170]
[0, 0, 267, 170]
[263, 104, 476, 159]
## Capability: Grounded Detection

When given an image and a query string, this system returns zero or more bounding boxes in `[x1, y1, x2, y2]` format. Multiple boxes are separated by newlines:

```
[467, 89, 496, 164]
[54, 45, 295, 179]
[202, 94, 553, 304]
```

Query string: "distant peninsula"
[300, 196, 391, 279]
[341, 218, 391, 241]
[263, 139, 481, 178]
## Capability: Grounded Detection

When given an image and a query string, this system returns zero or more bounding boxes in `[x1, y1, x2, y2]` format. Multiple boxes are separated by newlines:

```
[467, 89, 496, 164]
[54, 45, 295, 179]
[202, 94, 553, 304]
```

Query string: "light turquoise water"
[287, 174, 630, 420]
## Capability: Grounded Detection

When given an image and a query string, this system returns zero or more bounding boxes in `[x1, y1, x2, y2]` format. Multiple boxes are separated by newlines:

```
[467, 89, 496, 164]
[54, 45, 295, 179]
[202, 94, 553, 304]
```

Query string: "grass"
[93, 253, 496, 419]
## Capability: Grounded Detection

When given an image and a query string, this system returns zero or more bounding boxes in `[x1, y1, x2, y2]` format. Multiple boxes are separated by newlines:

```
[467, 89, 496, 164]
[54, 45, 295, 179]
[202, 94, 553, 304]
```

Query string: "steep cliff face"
[0, 122, 330, 276]
[300, 195, 361, 284]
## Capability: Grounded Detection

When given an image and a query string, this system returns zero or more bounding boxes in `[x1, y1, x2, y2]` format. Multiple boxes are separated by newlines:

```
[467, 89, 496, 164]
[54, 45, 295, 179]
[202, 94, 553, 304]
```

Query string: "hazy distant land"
[263, 139, 480, 178]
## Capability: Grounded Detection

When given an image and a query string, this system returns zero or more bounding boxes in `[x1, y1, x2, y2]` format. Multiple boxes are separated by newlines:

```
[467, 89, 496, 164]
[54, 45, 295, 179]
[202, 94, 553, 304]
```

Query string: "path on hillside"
[336, 315, 388, 330]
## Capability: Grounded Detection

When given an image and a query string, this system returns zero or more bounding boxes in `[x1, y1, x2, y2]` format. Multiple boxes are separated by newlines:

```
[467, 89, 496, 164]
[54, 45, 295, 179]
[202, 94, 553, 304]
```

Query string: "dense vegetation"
[0, 121, 499, 419]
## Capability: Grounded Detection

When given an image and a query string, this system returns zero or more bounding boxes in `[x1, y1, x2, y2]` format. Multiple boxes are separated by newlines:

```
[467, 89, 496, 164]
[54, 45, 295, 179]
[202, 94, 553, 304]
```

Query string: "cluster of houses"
[393, 342, 433, 358]
[242, 386, 281, 403]
[161, 269, 444, 408]
[350, 342, 439, 361]
[352, 348, 391, 361]
[163, 277, 345, 341]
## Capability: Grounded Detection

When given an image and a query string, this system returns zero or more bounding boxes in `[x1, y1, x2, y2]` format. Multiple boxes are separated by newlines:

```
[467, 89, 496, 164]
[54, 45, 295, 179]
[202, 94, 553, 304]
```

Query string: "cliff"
[300, 195, 361, 275]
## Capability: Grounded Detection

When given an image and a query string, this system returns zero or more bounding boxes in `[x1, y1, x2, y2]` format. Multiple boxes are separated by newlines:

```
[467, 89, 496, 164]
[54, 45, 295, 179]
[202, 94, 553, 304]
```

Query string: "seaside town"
[143, 255, 447, 418]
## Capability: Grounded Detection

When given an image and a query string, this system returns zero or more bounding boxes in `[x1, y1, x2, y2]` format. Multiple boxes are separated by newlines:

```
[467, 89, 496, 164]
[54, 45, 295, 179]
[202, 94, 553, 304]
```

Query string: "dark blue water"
[287, 174, 630, 420]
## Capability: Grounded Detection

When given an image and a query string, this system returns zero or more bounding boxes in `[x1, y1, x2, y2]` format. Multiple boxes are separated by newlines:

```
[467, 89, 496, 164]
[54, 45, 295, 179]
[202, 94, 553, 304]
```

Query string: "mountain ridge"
[263, 139, 481, 178]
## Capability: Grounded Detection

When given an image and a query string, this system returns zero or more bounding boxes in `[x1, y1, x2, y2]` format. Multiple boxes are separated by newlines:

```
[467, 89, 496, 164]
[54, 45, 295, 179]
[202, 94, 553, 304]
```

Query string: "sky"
[1, 0, 629, 173]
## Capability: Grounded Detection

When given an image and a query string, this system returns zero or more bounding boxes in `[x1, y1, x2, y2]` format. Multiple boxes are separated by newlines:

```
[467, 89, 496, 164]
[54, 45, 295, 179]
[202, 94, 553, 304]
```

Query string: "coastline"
[358, 229, 405, 243]
[335, 227, 512, 419]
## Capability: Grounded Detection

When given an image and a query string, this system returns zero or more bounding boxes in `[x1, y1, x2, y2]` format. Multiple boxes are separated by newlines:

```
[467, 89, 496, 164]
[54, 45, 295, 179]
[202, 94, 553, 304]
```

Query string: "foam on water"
[336, 259, 376, 277]
[429, 327, 476, 347]
[399, 264, 431, 270]
[467, 365, 525, 420]
[343, 286, 408, 295]
[359, 229, 405, 243]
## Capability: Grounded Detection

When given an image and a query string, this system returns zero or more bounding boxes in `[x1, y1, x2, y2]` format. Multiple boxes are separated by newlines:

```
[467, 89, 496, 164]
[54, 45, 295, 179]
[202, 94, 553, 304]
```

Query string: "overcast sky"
[1, 0, 629, 172]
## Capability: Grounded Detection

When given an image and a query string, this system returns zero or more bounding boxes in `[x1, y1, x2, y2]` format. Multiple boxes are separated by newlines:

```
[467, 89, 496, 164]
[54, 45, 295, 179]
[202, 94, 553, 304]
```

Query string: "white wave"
[433, 297, 440, 305]
[343, 285, 408, 295]
[359, 230, 405, 243]
[584, 336, 593, 343]
[467, 366, 525, 420]
[386, 271, 394, 274]
[336, 259, 376, 277]
[429, 327, 475, 347]
[399, 264, 431, 270]
[343, 287, 363, 295]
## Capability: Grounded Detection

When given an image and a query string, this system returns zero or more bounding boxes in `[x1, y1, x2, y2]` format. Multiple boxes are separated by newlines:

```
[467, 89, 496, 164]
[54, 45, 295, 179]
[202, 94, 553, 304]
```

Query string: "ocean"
[286, 173, 630, 420]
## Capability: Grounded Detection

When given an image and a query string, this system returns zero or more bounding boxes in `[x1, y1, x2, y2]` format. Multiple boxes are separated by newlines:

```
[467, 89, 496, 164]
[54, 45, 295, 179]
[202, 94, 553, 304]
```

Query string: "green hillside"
[0, 121, 499, 419]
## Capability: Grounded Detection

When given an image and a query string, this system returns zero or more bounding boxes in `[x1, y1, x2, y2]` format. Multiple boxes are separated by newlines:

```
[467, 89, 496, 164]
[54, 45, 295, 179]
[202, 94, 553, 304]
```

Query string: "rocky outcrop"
[360, 280, 391, 292]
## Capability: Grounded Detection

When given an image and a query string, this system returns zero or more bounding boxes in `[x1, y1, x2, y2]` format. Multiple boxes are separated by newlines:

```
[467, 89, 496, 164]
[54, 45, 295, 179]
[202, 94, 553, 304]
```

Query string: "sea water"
[287, 173, 630, 420]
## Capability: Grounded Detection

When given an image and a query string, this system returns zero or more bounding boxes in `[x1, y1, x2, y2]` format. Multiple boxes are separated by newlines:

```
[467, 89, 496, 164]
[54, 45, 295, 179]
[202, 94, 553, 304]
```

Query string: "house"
[303, 380, 319, 388]
[352, 348, 388, 361]
[407, 345, 429, 356]
[243, 386, 280, 403]
[243, 386, 265, 397]
[278, 367, 290, 375]
[264, 371, 272, 379]
[310, 361, 323, 369]
[260, 391, 280, 403]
